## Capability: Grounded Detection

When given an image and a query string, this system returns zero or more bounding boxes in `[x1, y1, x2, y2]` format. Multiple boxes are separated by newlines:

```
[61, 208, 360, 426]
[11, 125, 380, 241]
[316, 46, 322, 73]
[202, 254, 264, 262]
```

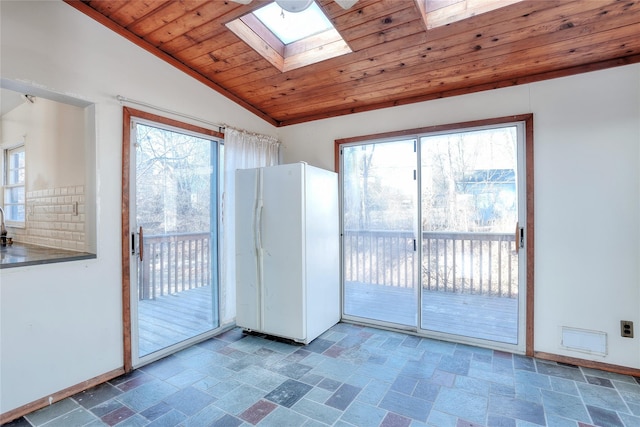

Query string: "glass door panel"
[132, 121, 219, 362]
[342, 140, 418, 327]
[420, 126, 521, 344]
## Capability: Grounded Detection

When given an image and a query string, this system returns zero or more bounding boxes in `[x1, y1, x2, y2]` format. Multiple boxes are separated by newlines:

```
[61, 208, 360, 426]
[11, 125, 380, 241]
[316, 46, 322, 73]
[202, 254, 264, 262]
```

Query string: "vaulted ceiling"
[65, 0, 640, 127]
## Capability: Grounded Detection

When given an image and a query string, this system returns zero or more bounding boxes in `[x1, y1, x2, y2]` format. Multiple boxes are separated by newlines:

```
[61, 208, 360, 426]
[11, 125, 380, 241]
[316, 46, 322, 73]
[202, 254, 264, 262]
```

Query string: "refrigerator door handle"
[255, 200, 263, 251]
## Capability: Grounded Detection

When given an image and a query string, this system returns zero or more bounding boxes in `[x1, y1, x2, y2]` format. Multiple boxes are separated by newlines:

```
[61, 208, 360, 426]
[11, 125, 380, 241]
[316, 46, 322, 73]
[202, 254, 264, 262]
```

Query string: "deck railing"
[138, 232, 211, 300]
[343, 229, 518, 298]
[139, 230, 516, 300]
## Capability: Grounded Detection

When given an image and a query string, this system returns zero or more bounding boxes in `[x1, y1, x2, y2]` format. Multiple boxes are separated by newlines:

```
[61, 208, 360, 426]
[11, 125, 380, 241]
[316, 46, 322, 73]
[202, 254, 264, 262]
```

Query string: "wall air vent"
[561, 327, 607, 356]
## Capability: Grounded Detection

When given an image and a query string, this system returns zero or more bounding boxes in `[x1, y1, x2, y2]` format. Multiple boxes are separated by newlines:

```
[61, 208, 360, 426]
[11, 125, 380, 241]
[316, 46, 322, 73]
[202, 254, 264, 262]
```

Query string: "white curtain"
[221, 127, 280, 324]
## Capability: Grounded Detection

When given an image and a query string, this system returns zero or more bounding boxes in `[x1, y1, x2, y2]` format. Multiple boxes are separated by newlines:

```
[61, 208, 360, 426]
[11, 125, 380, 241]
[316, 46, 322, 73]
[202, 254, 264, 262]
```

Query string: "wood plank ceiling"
[66, 0, 640, 127]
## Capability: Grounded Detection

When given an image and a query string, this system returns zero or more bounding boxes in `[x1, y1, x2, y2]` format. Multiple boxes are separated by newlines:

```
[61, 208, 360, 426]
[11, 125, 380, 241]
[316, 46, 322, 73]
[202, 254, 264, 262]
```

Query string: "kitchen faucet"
[0, 206, 7, 236]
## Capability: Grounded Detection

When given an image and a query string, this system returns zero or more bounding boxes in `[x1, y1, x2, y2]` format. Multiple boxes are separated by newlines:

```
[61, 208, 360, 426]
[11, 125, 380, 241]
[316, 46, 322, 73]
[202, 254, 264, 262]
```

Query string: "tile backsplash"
[9, 185, 86, 252]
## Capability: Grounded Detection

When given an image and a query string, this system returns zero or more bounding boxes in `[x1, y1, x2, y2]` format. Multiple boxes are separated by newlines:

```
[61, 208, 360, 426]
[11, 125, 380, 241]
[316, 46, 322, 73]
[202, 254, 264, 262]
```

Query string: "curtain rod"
[116, 95, 226, 133]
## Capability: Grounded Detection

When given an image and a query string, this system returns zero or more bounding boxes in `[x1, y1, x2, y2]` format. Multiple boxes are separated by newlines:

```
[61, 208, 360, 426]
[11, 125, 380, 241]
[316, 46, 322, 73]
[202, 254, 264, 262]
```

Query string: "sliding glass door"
[340, 119, 528, 351]
[420, 125, 523, 345]
[129, 116, 220, 366]
[341, 140, 418, 328]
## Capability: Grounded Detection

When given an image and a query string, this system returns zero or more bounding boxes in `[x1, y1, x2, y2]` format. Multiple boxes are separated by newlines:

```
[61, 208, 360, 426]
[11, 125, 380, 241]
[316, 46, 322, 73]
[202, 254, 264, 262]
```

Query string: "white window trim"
[3, 143, 26, 228]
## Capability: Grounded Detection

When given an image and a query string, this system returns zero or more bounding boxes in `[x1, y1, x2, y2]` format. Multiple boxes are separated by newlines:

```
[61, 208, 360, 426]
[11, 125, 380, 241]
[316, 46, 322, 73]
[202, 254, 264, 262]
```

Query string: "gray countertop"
[0, 242, 96, 269]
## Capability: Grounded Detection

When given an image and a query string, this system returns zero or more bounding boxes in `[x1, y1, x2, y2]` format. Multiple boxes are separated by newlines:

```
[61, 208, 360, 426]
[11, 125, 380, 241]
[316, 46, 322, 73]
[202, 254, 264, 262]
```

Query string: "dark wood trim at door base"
[534, 351, 640, 378]
[0, 367, 125, 425]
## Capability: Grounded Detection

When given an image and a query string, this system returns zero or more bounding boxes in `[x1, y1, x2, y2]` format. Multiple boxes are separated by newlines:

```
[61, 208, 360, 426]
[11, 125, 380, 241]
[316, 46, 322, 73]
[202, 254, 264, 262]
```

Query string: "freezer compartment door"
[235, 168, 262, 331]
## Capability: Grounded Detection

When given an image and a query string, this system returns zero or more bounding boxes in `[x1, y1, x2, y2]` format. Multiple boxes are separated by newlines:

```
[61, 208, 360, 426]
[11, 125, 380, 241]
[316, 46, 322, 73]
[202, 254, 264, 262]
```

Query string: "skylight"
[226, 1, 352, 73]
[423, 0, 524, 29]
[253, 2, 333, 45]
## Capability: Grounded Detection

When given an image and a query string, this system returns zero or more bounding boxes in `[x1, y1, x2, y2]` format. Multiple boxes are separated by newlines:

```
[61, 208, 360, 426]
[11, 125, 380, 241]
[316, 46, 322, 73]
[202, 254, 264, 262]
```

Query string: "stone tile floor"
[3, 323, 640, 426]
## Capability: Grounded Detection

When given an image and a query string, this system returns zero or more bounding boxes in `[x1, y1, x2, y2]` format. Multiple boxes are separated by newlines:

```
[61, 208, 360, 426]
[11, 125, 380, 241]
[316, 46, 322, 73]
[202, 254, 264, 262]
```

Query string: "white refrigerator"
[235, 162, 340, 344]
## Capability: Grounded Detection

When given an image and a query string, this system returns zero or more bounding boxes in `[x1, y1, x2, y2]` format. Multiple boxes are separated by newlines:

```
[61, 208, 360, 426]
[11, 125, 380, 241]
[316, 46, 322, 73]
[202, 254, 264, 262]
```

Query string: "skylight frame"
[226, 1, 352, 73]
[422, 0, 524, 29]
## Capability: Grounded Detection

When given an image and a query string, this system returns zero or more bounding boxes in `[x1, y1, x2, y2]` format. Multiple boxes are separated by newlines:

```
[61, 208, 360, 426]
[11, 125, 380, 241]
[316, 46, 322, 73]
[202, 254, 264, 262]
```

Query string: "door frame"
[121, 107, 225, 371]
[335, 114, 534, 356]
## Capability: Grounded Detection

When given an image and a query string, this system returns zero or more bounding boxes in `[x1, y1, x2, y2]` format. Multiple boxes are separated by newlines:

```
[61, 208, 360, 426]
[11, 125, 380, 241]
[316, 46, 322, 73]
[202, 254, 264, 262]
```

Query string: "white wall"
[0, 0, 276, 415]
[280, 64, 640, 369]
[530, 67, 639, 367]
[2, 97, 86, 191]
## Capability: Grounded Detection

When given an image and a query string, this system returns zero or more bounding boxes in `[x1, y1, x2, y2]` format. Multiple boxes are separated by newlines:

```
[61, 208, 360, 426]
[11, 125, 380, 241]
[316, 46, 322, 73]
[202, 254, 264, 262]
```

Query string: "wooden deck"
[138, 282, 518, 356]
[138, 285, 216, 357]
[344, 282, 518, 344]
